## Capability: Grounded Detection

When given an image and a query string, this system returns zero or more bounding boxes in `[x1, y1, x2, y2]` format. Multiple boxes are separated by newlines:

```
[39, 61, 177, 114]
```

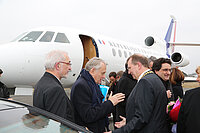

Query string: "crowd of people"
[1, 50, 200, 133]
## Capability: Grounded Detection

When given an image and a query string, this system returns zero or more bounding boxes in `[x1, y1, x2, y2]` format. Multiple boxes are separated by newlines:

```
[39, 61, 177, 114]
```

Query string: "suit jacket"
[0, 81, 10, 98]
[113, 72, 169, 133]
[115, 72, 137, 122]
[177, 87, 200, 133]
[71, 71, 114, 133]
[33, 72, 74, 122]
[159, 76, 174, 101]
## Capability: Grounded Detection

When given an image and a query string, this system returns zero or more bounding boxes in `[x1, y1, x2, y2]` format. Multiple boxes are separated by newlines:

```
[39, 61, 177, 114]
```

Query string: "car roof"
[0, 98, 93, 133]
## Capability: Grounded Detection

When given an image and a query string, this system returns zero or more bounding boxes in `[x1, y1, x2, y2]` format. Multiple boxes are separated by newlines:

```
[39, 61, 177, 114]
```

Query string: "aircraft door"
[79, 35, 99, 68]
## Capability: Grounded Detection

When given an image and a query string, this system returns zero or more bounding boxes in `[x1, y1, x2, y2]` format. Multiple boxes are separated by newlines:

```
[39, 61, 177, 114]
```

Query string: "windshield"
[19, 31, 43, 42]
[54, 32, 70, 43]
[39, 31, 55, 42]
[11, 32, 28, 42]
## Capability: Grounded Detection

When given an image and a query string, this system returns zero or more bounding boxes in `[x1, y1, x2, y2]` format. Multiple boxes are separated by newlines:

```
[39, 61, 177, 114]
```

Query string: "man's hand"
[108, 91, 125, 106]
[166, 90, 172, 98]
[104, 131, 112, 133]
[115, 116, 126, 128]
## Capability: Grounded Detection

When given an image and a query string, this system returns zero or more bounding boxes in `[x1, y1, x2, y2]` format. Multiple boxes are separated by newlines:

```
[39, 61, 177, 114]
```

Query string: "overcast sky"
[0, 0, 200, 74]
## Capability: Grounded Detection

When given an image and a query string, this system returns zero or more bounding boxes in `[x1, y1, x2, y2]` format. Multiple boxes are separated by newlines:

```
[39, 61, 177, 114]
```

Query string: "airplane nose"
[0, 43, 45, 87]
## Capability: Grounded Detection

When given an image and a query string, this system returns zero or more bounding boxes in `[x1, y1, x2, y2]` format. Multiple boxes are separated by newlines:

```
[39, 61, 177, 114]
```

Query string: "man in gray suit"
[33, 50, 74, 122]
[106, 54, 169, 133]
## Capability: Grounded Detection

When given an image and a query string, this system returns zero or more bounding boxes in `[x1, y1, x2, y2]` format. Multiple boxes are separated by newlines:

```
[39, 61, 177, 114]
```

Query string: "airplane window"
[39, 31, 55, 42]
[118, 50, 122, 57]
[124, 51, 127, 58]
[54, 33, 70, 43]
[19, 31, 43, 42]
[112, 48, 116, 56]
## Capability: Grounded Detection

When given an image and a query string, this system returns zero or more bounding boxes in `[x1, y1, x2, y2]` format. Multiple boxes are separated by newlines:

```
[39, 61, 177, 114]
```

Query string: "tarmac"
[11, 88, 71, 106]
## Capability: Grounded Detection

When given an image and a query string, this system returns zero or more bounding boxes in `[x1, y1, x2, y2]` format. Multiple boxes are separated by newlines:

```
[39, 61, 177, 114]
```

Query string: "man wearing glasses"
[152, 58, 174, 101]
[33, 50, 74, 122]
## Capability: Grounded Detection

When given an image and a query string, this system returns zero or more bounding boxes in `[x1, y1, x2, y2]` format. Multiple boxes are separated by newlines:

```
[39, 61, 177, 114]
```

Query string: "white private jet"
[0, 17, 189, 95]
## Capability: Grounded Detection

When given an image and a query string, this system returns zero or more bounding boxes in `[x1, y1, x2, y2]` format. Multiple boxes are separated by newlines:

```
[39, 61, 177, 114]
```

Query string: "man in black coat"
[115, 63, 137, 122]
[152, 58, 174, 101]
[71, 57, 125, 133]
[0, 69, 11, 99]
[106, 54, 169, 133]
[33, 50, 74, 122]
[177, 66, 200, 133]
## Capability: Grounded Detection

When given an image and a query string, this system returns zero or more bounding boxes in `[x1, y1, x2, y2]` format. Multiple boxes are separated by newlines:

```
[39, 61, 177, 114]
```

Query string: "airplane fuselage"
[0, 26, 166, 88]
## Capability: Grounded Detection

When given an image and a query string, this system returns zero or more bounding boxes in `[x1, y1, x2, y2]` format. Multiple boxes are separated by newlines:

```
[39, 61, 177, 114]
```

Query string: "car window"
[0, 110, 79, 133]
[0, 105, 87, 133]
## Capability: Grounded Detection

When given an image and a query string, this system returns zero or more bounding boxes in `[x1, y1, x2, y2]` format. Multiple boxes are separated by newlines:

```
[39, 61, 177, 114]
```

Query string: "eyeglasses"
[58, 61, 72, 66]
[161, 68, 171, 72]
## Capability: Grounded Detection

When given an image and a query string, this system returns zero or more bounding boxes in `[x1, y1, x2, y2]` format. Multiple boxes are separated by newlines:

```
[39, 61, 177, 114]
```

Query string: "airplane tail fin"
[164, 16, 176, 58]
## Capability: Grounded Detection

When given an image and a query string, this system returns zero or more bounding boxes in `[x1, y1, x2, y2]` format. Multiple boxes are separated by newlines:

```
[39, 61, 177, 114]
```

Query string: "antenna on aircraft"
[170, 15, 176, 21]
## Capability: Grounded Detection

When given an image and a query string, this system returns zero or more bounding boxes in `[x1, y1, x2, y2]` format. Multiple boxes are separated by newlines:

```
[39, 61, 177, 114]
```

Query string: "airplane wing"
[184, 76, 197, 82]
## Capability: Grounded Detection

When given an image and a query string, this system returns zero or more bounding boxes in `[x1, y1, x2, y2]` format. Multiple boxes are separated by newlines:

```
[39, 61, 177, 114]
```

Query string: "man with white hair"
[33, 50, 74, 122]
[71, 57, 125, 133]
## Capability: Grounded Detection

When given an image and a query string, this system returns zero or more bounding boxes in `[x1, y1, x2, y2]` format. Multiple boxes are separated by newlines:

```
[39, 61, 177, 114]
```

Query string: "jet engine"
[171, 52, 189, 67]
[145, 36, 155, 46]
[144, 36, 166, 54]
[145, 36, 166, 47]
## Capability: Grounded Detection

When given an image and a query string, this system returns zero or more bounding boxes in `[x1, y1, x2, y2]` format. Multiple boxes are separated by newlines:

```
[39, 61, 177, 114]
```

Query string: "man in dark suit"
[33, 50, 74, 122]
[115, 63, 137, 123]
[106, 54, 169, 133]
[71, 57, 125, 133]
[177, 66, 200, 133]
[0, 69, 11, 99]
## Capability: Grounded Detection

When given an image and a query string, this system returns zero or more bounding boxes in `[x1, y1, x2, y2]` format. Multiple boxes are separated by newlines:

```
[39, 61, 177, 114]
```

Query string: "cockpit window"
[19, 31, 43, 42]
[54, 33, 70, 43]
[11, 32, 28, 42]
[39, 31, 55, 42]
